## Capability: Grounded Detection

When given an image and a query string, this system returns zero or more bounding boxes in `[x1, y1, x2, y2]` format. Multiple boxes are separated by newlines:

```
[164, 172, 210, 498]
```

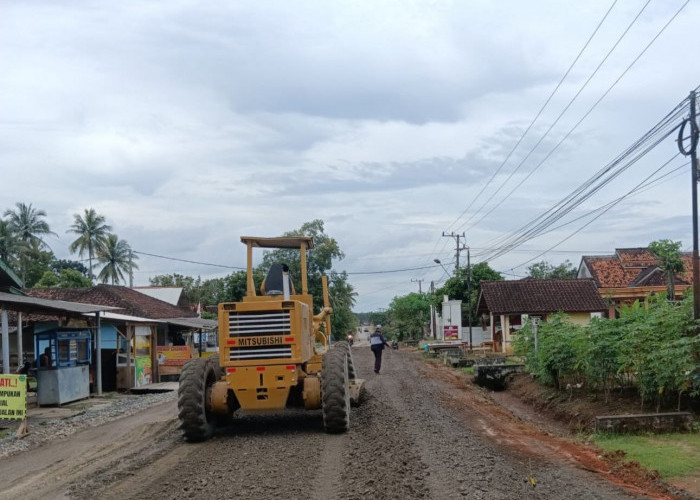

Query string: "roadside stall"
[35, 328, 92, 405]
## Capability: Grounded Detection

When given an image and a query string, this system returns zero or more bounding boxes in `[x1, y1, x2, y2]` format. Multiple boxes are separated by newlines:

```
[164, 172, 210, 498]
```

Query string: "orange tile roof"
[582, 248, 692, 288]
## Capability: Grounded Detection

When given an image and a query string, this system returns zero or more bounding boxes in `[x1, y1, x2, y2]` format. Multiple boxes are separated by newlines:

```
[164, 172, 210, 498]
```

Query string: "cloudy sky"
[2, 1, 698, 311]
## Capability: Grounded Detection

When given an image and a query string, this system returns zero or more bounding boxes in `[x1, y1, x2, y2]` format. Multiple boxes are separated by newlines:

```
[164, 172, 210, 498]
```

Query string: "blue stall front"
[35, 329, 91, 405]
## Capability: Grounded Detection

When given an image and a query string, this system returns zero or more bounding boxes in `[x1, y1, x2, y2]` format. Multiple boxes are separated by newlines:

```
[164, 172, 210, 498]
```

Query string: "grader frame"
[177, 236, 360, 442]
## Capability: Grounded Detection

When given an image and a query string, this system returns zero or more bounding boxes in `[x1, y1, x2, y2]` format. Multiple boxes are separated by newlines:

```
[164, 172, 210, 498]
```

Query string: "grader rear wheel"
[321, 349, 350, 433]
[178, 357, 219, 442]
[333, 341, 356, 380]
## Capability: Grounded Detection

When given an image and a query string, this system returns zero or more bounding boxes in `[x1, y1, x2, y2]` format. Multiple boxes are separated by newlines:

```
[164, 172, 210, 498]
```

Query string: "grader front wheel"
[333, 341, 356, 380]
[178, 357, 219, 442]
[321, 349, 350, 433]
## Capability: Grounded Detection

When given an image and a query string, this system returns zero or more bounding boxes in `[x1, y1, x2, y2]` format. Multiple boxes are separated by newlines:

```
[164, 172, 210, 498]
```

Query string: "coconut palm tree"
[67, 208, 112, 280]
[4, 202, 56, 282]
[97, 234, 138, 285]
[0, 219, 25, 267]
[3, 202, 55, 247]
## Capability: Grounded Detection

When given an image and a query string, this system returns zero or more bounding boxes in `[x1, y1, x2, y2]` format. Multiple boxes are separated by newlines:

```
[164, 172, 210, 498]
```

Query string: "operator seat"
[261, 263, 296, 296]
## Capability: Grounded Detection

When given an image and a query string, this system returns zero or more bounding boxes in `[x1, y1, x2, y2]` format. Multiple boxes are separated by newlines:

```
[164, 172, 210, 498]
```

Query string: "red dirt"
[417, 356, 686, 500]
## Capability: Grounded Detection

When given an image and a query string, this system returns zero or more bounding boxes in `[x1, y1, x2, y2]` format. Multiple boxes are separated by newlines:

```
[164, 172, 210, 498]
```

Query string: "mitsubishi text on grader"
[177, 236, 362, 441]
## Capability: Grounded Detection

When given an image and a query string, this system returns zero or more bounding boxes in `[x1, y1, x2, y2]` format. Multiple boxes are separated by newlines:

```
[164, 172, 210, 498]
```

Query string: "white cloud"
[1, 0, 698, 310]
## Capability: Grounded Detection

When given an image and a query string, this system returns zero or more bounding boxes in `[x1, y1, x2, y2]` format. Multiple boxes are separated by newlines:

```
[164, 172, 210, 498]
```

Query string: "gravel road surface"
[0, 348, 654, 500]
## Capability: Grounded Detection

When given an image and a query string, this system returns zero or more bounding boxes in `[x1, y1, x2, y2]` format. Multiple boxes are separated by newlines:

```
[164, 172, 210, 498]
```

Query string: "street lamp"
[433, 258, 451, 279]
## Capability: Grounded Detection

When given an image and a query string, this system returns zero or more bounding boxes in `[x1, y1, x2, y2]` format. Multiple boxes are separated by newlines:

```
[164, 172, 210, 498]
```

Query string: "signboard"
[443, 325, 459, 340]
[0, 374, 27, 420]
[135, 357, 152, 387]
[156, 345, 192, 366]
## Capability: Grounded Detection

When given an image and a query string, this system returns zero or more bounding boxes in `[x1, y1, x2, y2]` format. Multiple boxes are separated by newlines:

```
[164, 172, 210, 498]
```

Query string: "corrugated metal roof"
[0, 261, 23, 291]
[161, 317, 217, 330]
[0, 291, 121, 315]
[132, 287, 184, 305]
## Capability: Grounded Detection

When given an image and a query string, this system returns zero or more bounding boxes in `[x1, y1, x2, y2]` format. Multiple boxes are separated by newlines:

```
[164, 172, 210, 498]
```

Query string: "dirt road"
[0, 348, 660, 499]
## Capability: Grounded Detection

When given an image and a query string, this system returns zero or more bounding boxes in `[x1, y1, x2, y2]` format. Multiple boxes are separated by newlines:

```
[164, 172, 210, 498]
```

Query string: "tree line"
[0, 202, 137, 287]
[150, 220, 358, 336]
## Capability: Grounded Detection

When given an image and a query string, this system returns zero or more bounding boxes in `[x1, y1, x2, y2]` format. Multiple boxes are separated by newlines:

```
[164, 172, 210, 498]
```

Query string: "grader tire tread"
[333, 341, 356, 380]
[178, 357, 216, 442]
[322, 349, 350, 433]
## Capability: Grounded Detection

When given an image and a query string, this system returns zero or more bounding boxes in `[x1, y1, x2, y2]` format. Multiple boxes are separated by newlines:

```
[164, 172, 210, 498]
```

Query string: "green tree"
[328, 270, 358, 339]
[67, 208, 112, 281]
[259, 220, 346, 310]
[50, 258, 89, 278]
[96, 234, 138, 285]
[387, 293, 431, 340]
[526, 260, 577, 279]
[648, 239, 684, 299]
[258, 220, 357, 337]
[149, 269, 266, 306]
[4, 202, 56, 282]
[0, 219, 25, 268]
[433, 261, 502, 326]
[22, 240, 54, 287]
[35, 268, 92, 288]
[355, 311, 388, 329]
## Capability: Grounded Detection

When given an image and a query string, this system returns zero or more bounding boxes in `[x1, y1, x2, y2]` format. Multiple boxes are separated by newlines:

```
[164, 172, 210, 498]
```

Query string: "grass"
[460, 366, 475, 374]
[593, 432, 700, 478]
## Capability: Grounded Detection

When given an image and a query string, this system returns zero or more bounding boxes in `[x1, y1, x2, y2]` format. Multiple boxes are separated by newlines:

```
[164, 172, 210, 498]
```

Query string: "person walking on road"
[370, 325, 390, 374]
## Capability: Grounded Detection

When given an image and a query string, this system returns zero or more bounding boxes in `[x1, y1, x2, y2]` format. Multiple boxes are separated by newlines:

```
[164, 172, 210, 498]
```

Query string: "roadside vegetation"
[594, 432, 700, 479]
[513, 293, 700, 412]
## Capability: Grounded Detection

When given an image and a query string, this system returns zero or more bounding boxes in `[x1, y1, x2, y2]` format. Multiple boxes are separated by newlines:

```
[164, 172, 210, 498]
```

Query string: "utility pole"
[128, 250, 134, 288]
[442, 232, 466, 271]
[679, 89, 700, 321]
[464, 246, 473, 349]
[430, 280, 436, 339]
[411, 278, 423, 293]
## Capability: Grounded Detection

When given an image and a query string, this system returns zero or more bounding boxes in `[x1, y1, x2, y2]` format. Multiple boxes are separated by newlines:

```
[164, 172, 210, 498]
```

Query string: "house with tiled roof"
[476, 279, 607, 354]
[24, 285, 216, 389]
[577, 248, 692, 317]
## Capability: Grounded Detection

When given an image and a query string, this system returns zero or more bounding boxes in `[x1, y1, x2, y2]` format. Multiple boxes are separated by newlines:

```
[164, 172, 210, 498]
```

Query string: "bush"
[514, 294, 700, 410]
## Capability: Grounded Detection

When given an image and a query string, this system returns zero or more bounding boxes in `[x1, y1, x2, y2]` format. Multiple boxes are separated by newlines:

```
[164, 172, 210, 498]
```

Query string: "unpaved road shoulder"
[0, 348, 660, 500]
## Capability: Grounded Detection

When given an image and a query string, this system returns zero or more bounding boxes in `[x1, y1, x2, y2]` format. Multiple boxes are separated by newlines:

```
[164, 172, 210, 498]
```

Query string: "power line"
[444, 0, 620, 234]
[133, 250, 245, 270]
[458, 0, 646, 233]
[508, 154, 691, 270]
[422, 0, 621, 280]
[464, 0, 689, 236]
[477, 85, 691, 262]
[346, 264, 440, 275]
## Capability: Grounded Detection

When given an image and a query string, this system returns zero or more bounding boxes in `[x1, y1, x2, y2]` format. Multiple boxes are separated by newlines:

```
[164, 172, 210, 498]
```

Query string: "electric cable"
[464, 0, 690, 237]
[476, 91, 689, 262]
[459, 0, 650, 232]
[508, 153, 691, 271]
[422, 0, 621, 277]
[444, 0, 620, 233]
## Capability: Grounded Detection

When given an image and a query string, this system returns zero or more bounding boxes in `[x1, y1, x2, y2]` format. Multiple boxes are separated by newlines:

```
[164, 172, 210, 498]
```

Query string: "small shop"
[115, 323, 157, 390]
[35, 328, 92, 405]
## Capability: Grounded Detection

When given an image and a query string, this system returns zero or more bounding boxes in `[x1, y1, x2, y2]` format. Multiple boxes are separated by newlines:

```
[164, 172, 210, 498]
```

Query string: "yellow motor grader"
[177, 236, 362, 441]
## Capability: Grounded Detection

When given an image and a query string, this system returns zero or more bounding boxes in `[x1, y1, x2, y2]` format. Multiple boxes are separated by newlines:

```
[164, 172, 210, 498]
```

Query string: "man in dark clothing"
[369, 325, 390, 374]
